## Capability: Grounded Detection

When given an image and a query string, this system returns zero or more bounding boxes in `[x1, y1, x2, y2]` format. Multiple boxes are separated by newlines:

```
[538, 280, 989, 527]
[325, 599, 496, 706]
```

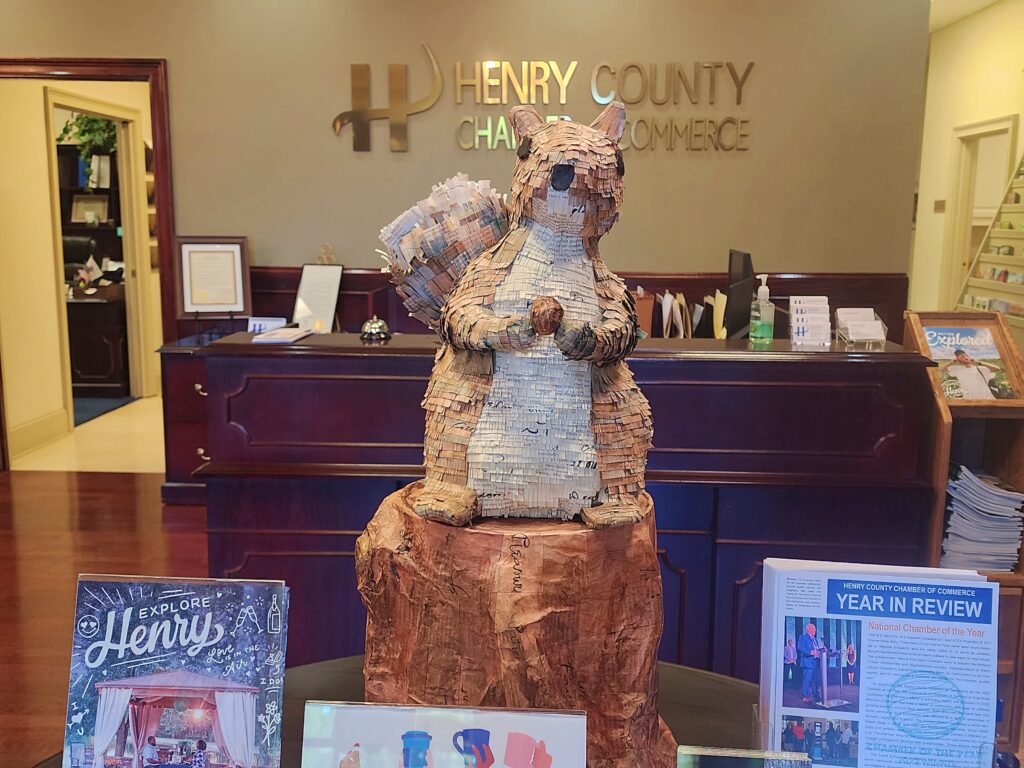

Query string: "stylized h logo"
[333, 44, 443, 152]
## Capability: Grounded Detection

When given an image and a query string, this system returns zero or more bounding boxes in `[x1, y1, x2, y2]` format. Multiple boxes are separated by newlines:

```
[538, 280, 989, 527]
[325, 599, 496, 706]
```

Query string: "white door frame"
[44, 88, 160, 428]
[938, 114, 1018, 309]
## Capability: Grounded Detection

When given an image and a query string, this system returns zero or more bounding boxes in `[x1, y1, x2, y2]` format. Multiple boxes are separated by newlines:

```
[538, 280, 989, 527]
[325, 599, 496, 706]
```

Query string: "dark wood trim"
[0, 347, 7, 471]
[192, 461, 935, 491]
[0, 58, 178, 342]
[161, 482, 206, 506]
[175, 268, 910, 342]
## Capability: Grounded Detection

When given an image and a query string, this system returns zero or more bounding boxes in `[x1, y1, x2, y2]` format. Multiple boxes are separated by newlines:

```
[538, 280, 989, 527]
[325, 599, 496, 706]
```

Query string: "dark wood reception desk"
[161, 333, 939, 679]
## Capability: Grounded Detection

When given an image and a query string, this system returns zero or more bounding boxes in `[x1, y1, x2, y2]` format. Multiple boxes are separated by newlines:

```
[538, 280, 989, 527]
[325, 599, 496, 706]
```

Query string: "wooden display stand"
[356, 483, 677, 768]
[903, 310, 1024, 753]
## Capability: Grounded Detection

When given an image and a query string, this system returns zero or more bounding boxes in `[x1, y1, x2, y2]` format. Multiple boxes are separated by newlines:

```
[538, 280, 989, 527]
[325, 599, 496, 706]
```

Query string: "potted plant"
[57, 113, 117, 189]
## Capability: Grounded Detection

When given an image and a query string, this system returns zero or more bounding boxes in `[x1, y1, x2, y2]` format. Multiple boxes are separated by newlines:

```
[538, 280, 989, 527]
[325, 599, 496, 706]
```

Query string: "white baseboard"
[7, 408, 70, 458]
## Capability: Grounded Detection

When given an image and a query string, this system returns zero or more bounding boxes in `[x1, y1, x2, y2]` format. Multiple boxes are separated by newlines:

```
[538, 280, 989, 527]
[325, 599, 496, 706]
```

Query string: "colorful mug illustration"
[453, 728, 492, 765]
[401, 730, 432, 768]
[504, 733, 552, 768]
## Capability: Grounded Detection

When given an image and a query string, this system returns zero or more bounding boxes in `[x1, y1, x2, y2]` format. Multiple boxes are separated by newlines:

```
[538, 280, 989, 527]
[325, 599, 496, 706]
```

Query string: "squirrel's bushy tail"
[378, 174, 508, 332]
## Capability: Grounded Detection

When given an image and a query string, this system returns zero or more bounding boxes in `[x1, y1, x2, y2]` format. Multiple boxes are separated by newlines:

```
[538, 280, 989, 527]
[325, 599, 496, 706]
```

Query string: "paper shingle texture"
[356, 484, 677, 768]
[379, 102, 652, 529]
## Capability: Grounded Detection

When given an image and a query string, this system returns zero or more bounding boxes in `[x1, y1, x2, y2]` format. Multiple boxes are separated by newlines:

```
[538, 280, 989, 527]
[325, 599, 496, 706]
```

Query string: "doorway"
[937, 115, 1018, 309]
[48, 90, 156, 429]
[0, 60, 175, 469]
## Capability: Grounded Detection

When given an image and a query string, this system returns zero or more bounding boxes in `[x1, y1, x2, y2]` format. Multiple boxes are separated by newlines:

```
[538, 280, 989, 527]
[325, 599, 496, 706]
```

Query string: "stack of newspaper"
[941, 465, 1024, 571]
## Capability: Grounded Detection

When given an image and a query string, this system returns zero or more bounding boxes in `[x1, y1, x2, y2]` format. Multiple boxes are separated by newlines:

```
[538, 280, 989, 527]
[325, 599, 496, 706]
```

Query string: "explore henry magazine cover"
[62, 575, 289, 768]
[922, 326, 1017, 400]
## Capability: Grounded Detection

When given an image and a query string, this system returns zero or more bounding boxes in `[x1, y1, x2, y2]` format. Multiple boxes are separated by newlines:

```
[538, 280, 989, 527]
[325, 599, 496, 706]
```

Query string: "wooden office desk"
[160, 333, 938, 680]
[66, 284, 128, 397]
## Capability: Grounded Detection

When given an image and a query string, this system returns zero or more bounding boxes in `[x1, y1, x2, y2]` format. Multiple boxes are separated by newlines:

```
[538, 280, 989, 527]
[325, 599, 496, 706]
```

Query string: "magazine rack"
[903, 309, 1024, 754]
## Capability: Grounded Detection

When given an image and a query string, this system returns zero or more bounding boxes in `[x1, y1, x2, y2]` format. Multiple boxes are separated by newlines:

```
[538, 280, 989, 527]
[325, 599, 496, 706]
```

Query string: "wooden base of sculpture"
[355, 482, 677, 768]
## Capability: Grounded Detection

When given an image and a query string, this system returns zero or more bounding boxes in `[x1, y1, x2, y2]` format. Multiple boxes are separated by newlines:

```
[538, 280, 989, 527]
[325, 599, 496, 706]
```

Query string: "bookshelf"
[903, 309, 1024, 753]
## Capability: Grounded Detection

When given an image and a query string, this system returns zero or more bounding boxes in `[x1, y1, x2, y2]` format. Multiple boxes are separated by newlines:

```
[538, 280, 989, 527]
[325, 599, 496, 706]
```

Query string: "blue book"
[62, 574, 289, 768]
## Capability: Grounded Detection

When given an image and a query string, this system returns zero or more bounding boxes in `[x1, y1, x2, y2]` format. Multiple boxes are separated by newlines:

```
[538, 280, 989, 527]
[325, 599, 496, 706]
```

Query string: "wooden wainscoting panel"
[177, 268, 910, 342]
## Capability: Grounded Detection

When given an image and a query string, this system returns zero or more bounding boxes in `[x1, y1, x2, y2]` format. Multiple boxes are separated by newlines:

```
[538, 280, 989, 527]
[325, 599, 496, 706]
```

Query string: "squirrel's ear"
[509, 105, 544, 142]
[590, 101, 626, 143]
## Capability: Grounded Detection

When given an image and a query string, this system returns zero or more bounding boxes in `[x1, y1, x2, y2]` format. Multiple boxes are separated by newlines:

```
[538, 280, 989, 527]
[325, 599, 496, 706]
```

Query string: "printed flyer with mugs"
[300, 701, 587, 768]
[760, 559, 998, 768]
[61, 574, 290, 768]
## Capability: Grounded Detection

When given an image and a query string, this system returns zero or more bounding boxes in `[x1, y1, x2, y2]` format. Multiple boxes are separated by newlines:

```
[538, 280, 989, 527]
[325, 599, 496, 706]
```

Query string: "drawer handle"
[196, 447, 211, 461]
[194, 383, 208, 397]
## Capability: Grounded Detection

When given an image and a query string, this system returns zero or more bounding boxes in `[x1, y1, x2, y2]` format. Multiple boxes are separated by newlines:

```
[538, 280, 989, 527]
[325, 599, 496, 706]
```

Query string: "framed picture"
[175, 236, 252, 318]
[905, 311, 1024, 408]
[70, 193, 109, 223]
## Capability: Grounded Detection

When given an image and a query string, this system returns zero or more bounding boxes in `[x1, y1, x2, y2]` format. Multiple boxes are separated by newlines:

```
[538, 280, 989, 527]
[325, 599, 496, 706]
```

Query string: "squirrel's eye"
[516, 136, 532, 160]
[615, 150, 625, 177]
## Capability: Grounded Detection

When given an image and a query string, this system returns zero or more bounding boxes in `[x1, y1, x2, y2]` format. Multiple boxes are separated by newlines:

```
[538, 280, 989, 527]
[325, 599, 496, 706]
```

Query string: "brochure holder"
[836, 313, 887, 350]
[904, 310, 1024, 755]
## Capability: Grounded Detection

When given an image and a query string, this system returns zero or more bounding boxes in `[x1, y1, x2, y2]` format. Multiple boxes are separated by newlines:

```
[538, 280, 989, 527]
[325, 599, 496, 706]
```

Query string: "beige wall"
[0, 0, 928, 275]
[0, 79, 157, 456]
[909, 0, 1024, 310]
[0, 81, 68, 452]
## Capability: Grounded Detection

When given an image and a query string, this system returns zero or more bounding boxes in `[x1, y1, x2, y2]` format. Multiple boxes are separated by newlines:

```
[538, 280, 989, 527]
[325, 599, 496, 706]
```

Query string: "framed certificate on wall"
[176, 236, 252, 318]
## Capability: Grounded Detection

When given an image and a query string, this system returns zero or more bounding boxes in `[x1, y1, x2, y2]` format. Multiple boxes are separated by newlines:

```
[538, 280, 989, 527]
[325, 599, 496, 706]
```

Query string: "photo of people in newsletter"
[924, 326, 1017, 400]
[781, 716, 858, 767]
[781, 616, 861, 714]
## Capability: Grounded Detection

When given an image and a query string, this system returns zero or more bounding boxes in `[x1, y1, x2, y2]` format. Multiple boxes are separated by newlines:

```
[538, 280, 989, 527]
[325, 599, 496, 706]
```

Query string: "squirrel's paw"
[413, 480, 479, 526]
[580, 494, 647, 530]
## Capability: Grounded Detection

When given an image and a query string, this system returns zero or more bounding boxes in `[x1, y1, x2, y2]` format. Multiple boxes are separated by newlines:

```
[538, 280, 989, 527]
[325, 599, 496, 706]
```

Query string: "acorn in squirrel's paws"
[530, 296, 564, 336]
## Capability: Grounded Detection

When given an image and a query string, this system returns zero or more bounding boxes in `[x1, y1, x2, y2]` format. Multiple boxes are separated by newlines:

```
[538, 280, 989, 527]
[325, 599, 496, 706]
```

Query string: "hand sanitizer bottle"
[749, 274, 775, 345]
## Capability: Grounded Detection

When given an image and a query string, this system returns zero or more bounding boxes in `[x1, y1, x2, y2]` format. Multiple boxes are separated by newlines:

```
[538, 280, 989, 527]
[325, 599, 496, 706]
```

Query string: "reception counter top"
[201, 330, 922, 363]
[161, 331, 940, 677]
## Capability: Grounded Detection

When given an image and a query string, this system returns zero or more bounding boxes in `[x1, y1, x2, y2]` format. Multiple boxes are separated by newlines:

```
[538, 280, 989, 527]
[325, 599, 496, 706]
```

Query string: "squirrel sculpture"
[379, 101, 652, 530]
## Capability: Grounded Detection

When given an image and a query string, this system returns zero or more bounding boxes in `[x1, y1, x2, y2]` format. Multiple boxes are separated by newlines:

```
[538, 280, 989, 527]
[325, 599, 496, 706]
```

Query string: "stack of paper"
[941, 466, 1024, 571]
[835, 307, 886, 345]
[661, 291, 686, 338]
[789, 296, 831, 346]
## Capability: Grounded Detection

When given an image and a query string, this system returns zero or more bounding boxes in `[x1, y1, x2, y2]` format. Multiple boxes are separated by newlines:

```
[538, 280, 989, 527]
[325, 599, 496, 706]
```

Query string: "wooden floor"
[0, 471, 205, 765]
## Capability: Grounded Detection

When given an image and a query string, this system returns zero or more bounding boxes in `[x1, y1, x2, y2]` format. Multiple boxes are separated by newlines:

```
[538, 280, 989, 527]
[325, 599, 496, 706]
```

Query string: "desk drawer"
[165, 422, 208, 484]
[162, 355, 207, 424]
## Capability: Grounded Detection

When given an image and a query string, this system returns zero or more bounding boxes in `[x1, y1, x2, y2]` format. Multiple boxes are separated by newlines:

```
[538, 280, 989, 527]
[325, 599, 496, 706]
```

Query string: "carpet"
[72, 396, 135, 426]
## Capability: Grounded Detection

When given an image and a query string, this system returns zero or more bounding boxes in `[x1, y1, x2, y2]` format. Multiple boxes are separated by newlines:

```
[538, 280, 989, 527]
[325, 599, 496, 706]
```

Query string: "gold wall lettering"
[590, 61, 754, 107]
[332, 45, 755, 153]
[454, 59, 578, 105]
[333, 44, 443, 152]
[458, 114, 570, 150]
[620, 117, 751, 152]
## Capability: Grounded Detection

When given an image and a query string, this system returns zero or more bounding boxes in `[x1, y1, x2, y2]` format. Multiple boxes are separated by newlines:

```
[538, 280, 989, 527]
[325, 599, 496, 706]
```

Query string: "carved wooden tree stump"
[355, 482, 677, 768]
